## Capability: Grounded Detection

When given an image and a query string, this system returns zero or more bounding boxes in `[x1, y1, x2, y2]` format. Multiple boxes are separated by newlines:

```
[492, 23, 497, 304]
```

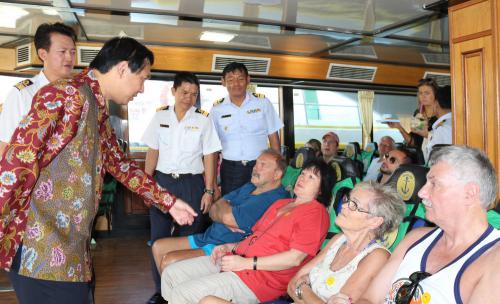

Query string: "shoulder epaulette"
[437, 120, 446, 128]
[156, 105, 170, 112]
[14, 79, 34, 91]
[252, 92, 266, 99]
[213, 98, 225, 106]
[195, 108, 209, 117]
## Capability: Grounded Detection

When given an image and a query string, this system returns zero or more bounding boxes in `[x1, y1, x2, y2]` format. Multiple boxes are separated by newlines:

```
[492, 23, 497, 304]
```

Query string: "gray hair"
[380, 136, 395, 147]
[429, 145, 497, 209]
[354, 181, 406, 240]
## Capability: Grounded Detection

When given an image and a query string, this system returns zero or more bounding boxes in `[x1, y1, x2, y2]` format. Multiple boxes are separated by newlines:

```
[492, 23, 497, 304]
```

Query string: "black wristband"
[253, 256, 257, 270]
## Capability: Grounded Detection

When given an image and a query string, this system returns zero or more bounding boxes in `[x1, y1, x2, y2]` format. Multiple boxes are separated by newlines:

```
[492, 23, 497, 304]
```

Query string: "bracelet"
[204, 188, 215, 195]
[253, 256, 257, 270]
[295, 280, 311, 300]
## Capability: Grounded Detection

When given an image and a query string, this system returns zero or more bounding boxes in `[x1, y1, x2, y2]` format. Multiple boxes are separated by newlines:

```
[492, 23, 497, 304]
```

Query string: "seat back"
[401, 146, 425, 165]
[282, 147, 317, 195]
[383, 164, 434, 251]
[487, 209, 500, 229]
[290, 146, 316, 169]
[322, 157, 362, 248]
[360, 142, 378, 174]
[343, 142, 361, 161]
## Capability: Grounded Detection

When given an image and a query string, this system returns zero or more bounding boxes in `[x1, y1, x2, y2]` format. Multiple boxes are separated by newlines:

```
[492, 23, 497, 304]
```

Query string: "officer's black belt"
[222, 159, 256, 167]
[157, 172, 199, 180]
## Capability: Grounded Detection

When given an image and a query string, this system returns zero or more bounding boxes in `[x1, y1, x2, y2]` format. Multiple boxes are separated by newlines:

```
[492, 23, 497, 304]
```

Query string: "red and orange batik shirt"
[0, 70, 175, 281]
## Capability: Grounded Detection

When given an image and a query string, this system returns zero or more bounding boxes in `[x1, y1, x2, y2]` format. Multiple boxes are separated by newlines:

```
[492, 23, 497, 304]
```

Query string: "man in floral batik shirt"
[0, 37, 197, 304]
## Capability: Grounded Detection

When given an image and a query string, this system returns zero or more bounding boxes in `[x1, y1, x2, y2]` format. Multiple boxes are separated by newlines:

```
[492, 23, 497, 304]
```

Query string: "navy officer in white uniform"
[142, 72, 221, 304]
[0, 22, 76, 159]
[211, 62, 283, 195]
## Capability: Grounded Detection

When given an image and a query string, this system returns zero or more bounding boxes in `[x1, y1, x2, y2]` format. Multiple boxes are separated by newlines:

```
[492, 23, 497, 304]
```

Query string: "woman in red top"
[161, 159, 336, 304]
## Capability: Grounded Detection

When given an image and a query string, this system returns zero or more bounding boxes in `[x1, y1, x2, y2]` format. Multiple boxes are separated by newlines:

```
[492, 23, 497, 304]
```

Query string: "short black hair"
[396, 147, 416, 165]
[222, 62, 248, 78]
[302, 159, 336, 207]
[436, 85, 452, 110]
[173, 72, 200, 90]
[34, 22, 77, 53]
[90, 37, 154, 74]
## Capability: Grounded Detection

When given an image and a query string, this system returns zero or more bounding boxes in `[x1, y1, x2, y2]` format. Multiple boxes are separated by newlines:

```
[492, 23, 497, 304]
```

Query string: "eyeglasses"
[383, 153, 399, 165]
[342, 195, 371, 214]
[394, 271, 431, 304]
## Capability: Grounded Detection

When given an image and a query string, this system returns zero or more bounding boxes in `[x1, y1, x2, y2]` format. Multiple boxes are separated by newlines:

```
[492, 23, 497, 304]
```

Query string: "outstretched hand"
[169, 198, 197, 225]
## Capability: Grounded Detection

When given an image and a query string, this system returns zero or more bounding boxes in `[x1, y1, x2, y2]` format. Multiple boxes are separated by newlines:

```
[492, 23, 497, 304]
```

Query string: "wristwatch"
[295, 280, 311, 300]
[204, 188, 215, 195]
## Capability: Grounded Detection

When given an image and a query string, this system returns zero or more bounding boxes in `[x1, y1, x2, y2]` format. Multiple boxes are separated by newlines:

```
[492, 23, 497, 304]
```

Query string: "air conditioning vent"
[327, 63, 377, 82]
[228, 34, 271, 49]
[423, 71, 451, 86]
[421, 53, 450, 65]
[77, 46, 101, 66]
[16, 44, 31, 66]
[330, 45, 377, 59]
[212, 54, 271, 75]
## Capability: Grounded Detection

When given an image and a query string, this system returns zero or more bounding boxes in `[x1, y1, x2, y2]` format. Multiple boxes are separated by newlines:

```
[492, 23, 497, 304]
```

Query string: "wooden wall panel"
[0, 48, 15, 71]
[150, 46, 447, 86]
[2, 42, 448, 87]
[450, 0, 492, 39]
[450, 0, 500, 201]
[454, 36, 497, 165]
[463, 51, 486, 148]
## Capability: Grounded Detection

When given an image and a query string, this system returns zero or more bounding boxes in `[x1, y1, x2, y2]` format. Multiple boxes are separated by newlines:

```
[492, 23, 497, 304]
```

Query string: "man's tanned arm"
[209, 199, 238, 228]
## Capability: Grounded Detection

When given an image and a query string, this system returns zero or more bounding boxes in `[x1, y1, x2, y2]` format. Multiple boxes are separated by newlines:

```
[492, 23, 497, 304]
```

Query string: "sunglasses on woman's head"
[394, 271, 431, 304]
[383, 153, 399, 164]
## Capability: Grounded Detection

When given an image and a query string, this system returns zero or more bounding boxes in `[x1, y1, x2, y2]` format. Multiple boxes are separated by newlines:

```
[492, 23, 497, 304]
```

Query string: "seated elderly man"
[357, 145, 500, 304]
[364, 136, 395, 181]
[378, 147, 414, 184]
[151, 149, 288, 274]
[162, 159, 335, 304]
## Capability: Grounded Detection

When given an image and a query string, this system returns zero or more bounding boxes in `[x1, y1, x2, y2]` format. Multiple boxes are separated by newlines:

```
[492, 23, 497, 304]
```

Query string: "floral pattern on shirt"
[0, 69, 176, 271]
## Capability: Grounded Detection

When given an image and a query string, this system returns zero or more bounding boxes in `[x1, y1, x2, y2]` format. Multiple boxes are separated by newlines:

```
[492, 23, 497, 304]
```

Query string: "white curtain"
[357, 90, 375, 148]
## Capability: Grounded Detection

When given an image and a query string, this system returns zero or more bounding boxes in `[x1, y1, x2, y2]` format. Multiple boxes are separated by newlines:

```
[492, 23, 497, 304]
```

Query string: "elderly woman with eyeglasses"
[287, 181, 405, 304]
[161, 159, 336, 304]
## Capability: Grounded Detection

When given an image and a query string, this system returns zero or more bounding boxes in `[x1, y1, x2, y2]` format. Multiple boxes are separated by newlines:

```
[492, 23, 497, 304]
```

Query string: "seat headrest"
[387, 164, 429, 203]
[364, 142, 377, 153]
[290, 147, 316, 168]
[401, 146, 425, 165]
[330, 156, 363, 181]
[343, 142, 361, 160]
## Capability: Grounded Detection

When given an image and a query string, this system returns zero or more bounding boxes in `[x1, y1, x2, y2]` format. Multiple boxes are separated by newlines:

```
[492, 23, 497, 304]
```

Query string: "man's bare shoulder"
[393, 227, 435, 254]
[462, 241, 500, 303]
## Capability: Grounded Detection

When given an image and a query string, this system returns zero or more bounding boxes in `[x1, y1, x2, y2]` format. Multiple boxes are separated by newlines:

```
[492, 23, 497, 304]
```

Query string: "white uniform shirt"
[363, 157, 382, 181]
[210, 92, 283, 161]
[141, 106, 221, 175]
[0, 71, 49, 143]
[424, 112, 452, 163]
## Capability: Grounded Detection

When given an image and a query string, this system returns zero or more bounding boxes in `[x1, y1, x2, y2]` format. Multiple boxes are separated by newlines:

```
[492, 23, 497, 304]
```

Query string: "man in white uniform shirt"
[424, 85, 452, 163]
[210, 62, 283, 195]
[142, 72, 221, 304]
[0, 22, 76, 159]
